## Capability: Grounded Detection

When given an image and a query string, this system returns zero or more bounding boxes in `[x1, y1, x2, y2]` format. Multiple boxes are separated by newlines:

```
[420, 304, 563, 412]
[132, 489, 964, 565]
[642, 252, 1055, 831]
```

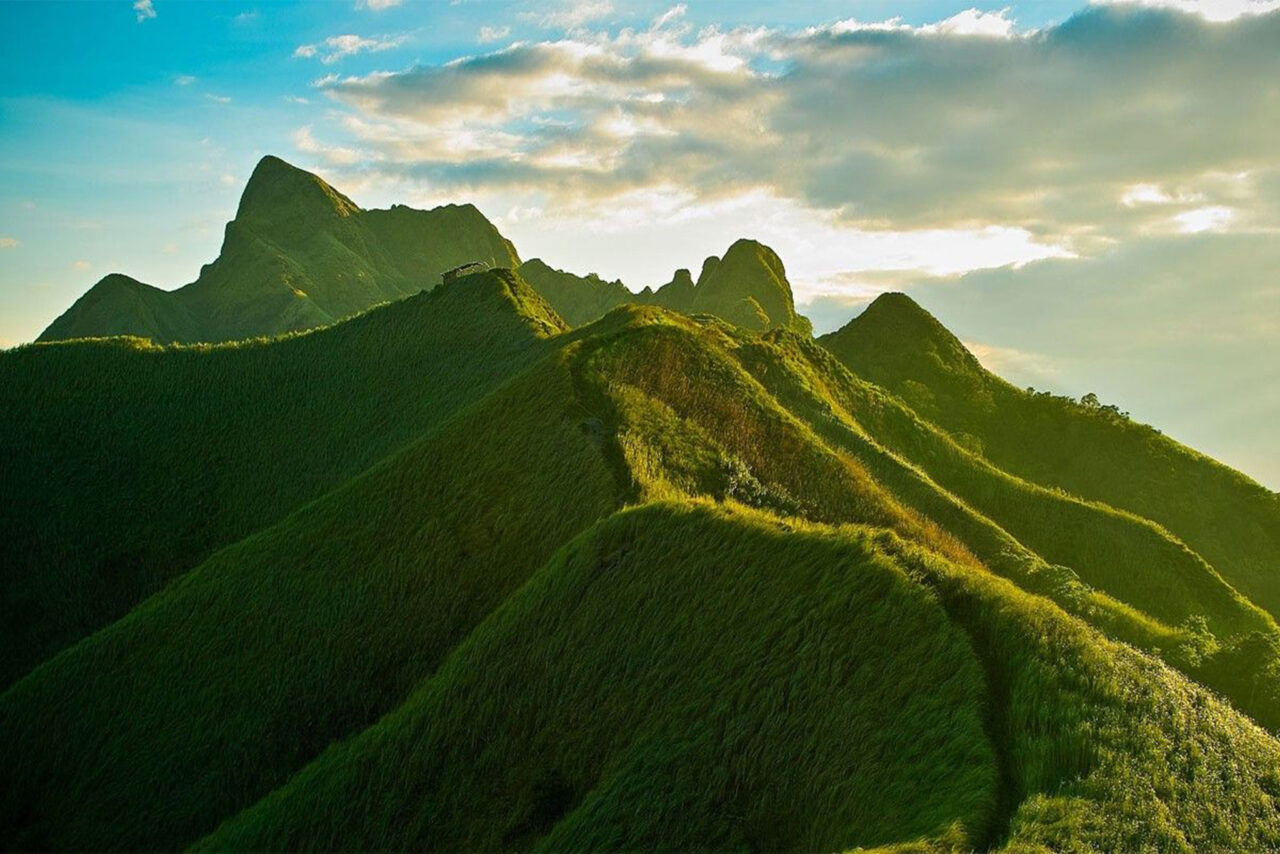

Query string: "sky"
[0, 0, 1277, 486]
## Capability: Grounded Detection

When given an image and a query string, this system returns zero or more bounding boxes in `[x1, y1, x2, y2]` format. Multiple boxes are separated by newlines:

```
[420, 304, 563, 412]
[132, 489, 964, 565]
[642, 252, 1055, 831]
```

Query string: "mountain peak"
[819, 292, 984, 394]
[235, 155, 360, 223]
[690, 238, 809, 333]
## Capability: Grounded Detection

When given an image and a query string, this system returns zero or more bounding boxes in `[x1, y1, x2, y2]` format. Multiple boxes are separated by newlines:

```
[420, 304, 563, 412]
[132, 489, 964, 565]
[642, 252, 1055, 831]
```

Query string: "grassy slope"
[200, 503, 1280, 852]
[38, 156, 521, 344]
[198, 502, 1000, 853]
[734, 326, 1280, 727]
[5, 300, 1280, 850]
[568, 309, 1279, 729]
[820, 292, 1280, 623]
[0, 269, 560, 688]
[0, 355, 618, 852]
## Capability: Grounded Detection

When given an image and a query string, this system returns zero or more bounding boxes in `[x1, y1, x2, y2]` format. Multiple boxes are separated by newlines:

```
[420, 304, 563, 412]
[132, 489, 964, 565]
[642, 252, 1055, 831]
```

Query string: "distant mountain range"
[5, 157, 1280, 851]
[39, 157, 807, 344]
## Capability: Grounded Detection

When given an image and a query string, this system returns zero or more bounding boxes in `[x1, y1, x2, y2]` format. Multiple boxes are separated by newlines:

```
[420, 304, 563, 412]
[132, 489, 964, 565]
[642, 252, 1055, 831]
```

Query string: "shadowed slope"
[0, 355, 617, 853]
[37, 156, 520, 343]
[0, 269, 561, 687]
[820, 292, 1280, 623]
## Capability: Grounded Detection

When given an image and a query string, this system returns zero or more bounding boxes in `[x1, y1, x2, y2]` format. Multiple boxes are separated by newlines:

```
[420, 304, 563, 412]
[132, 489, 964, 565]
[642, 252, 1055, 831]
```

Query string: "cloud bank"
[303, 3, 1279, 263]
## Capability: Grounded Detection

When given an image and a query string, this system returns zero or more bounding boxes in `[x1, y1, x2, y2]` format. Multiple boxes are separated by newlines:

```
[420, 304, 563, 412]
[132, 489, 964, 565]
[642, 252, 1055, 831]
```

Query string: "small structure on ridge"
[441, 260, 489, 284]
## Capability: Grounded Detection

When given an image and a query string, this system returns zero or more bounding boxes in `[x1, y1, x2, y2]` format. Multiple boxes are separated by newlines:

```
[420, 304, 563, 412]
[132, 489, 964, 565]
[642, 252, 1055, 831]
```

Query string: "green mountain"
[518, 238, 812, 333]
[4, 178, 1280, 850]
[820, 292, 1280, 622]
[38, 156, 520, 343]
[515, 258, 634, 326]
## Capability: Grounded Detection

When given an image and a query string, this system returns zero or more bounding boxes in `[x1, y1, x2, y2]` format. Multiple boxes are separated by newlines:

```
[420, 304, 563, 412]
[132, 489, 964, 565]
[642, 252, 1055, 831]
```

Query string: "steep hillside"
[199, 504, 1280, 852]
[38, 156, 520, 343]
[0, 356, 618, 852]
[0, 268, 561, 688]
[820, 292, 1280, 622]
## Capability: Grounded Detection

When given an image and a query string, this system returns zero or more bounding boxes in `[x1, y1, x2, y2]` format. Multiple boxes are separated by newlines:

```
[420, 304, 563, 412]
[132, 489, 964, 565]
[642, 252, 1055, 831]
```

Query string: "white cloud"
[205, 94, 232, 104]
[0, 236, 19, 249]
[233, 10, 259, 24]
[1090, 0, 1280, 21]
[173, 75, 196, 86]
[919, 7, 1017, 37]
[358, 0, 404, 9]
[294, 34, 407, 64]
[478, 25, 511, 43]
[133, 0, 156, 22]
[71, 260, 91, 271]
[1174, 205, 1236, 233]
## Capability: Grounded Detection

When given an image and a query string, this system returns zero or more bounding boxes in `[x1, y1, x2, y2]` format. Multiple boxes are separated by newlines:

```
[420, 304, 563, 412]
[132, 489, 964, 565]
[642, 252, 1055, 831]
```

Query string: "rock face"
[39, 156, 521, 344]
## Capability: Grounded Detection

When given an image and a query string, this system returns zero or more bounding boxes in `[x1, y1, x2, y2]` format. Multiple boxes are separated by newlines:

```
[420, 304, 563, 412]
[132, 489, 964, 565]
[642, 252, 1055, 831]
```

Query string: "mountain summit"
[517, 237, 811, 333]
[38, 156, 520, 344]
[689, 238, 810, 334]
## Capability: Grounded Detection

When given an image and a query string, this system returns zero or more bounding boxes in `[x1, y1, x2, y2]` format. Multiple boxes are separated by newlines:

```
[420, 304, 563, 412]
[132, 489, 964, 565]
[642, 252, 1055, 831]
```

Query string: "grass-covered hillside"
[38, 156, 520, 344]
[0, 268, 561, 688]
[4, 249, 1280, 845]
[821, 292, 1280, 623]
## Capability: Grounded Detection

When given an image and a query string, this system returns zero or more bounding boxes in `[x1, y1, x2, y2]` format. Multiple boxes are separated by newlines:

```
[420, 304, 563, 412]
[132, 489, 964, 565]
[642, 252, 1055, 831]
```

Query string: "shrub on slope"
[0, 355, 616, 852]
[197, 502, 999, 852]
[0, 269, 562, 688]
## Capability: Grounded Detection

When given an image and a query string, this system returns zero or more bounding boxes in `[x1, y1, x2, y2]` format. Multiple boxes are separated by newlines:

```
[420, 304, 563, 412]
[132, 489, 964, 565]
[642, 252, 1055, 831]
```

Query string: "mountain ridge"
[38, 157, 521, 344]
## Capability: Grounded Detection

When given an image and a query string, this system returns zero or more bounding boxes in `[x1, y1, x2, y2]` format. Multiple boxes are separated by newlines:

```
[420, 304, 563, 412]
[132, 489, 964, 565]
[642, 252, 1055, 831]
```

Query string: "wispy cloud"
[292, 125, 365, 165]
[357, 0, 404, 10]
[233, 10, 259, 24]
[205, 93, 232, 104]
[71, 260, 91, 271]
[478, 25, 511, 43]
[173, 74, 196, 86]
[294, 33, 407, 64]
[530, 0, 613, 29]
[0, 236, 20, 249]
[133, 0, 156, 22]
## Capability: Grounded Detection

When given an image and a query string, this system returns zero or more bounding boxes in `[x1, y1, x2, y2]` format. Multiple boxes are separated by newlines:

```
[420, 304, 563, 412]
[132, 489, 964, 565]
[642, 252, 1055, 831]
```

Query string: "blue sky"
[1, 0, 1278, 486]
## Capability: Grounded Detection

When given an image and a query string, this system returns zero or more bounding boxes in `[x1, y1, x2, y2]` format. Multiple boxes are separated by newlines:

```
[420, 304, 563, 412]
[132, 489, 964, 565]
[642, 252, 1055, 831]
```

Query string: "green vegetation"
[821, 292, 1280, 622]
[0, 354, 617, 851]
[0, 268, 561, 687]
[38, 156, 520, 343]
[5, 170, 1280, 850]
